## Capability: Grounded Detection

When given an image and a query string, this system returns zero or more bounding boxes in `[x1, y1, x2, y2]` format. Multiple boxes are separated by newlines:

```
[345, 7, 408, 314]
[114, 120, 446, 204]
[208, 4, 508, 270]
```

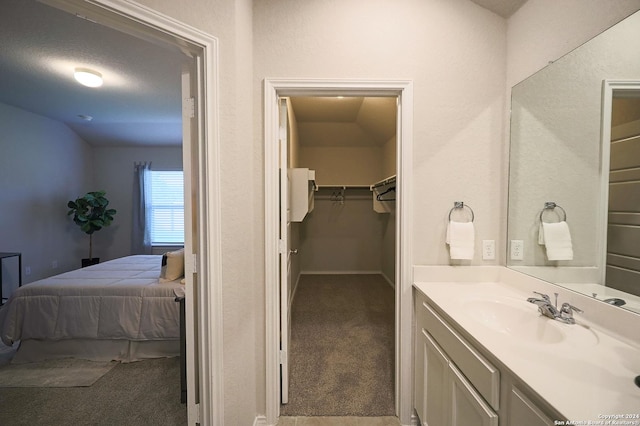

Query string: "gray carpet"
[281, 274, 395, 416]
[0, 357, 186, 425]
[0, 358, 117, 387]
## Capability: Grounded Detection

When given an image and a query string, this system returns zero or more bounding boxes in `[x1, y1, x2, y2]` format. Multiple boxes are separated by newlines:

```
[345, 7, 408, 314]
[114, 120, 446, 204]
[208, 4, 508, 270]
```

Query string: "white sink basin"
[462, 297, 599, 347]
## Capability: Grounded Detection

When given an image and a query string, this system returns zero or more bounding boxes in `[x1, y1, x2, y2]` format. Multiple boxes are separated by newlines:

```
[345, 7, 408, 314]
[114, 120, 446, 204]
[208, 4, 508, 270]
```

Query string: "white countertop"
[414, 279, 640, 422]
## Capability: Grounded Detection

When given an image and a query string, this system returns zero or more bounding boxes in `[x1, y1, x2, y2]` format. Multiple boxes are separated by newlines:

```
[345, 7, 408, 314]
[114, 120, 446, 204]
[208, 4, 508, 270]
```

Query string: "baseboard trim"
[254, 414, 268, 426]
[290, 272, 301, 311]
[256, 414, 412, 426]
[381, 271, 395, 289]
[301, 270, 383, 275]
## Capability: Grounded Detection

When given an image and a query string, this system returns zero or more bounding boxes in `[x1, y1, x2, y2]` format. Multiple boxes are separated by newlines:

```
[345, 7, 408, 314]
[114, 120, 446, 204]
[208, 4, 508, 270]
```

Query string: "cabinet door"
[449, 364, 498, 426]
[416, 329, 450, 426]
[508, 386, 554, 426]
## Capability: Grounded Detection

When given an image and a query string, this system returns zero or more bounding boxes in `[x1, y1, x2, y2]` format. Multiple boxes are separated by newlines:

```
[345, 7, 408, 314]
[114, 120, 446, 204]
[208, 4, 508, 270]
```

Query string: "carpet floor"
[0, 357, 186, 425]
[280, 274, 395, 416]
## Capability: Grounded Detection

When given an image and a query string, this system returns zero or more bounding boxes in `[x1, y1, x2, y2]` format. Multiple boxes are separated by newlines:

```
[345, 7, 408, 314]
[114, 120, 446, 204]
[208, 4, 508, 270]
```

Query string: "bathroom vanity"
[413, 266, 640, 426]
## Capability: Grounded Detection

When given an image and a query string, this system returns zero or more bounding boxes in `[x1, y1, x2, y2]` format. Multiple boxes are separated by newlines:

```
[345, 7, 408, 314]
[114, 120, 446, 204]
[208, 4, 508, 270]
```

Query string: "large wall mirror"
[507, 10, 640, 315]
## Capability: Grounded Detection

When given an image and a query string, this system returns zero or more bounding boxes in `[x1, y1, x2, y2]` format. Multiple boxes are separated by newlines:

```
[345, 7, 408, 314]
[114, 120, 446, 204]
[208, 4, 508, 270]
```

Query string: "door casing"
[42, 1, 224, 424]
[263, 79, 414, 425]
[599, 80, 640, 284]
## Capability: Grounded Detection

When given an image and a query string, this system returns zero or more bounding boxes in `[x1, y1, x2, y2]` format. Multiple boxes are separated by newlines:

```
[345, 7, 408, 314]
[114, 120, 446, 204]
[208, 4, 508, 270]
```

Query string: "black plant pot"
[82, 258, 100, 268]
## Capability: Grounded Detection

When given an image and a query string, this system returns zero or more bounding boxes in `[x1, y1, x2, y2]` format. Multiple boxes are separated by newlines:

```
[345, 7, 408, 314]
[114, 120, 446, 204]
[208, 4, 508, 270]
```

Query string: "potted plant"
[67, 190, 117, 267]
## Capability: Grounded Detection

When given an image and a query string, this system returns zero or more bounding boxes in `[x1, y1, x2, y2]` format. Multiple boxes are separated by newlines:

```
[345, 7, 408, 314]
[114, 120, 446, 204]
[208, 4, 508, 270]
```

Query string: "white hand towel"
[539, 221, 573, 261]
[446, 221, 475, 260]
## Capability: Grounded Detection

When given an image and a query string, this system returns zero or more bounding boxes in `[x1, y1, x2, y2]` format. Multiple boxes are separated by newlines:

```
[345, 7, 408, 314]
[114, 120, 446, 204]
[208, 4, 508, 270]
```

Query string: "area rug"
[0, 358, 117, 387]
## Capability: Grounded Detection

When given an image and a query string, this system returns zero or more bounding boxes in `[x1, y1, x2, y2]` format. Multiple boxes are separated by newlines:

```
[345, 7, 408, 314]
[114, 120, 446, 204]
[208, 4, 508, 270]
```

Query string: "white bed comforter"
[0, 255, 182, 346]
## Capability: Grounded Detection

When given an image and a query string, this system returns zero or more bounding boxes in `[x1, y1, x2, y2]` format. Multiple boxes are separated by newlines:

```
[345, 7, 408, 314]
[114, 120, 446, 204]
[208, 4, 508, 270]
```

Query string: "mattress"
[0, 255, 183, 347]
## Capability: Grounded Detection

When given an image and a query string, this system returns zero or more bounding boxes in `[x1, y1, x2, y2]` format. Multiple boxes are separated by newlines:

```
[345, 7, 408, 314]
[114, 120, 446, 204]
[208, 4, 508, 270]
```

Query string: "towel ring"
[539, 201, 567, 223]
[448, 201, 474, 222]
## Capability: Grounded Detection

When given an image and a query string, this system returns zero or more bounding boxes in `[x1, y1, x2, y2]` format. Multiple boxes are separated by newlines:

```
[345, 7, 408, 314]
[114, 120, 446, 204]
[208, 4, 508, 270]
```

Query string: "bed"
[0, 255, 184, 363]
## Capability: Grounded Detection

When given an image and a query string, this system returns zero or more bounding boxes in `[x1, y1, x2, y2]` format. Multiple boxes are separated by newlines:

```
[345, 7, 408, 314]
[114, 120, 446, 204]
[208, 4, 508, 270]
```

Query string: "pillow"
[159, 248, 185, 282]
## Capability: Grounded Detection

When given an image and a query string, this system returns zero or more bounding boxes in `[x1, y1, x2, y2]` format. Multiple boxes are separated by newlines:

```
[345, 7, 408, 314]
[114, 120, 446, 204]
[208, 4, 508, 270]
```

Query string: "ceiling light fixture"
[74, 68, 103, 88]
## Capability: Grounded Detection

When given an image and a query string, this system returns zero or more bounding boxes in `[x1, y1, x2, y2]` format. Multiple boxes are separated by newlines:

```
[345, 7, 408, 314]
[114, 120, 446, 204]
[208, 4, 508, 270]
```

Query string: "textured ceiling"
[0, 0, 525, 147]
[0, 0, 187, 147]
[290, 97, 397, 147]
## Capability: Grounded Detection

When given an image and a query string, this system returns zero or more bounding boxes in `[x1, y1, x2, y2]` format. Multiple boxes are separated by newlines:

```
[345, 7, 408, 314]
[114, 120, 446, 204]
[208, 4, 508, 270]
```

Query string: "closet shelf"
[370, 175, 396, 190]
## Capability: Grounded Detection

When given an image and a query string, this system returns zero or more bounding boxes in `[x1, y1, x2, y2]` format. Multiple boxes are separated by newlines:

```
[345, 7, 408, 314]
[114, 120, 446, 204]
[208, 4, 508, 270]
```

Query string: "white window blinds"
[149, 170, 184, 245]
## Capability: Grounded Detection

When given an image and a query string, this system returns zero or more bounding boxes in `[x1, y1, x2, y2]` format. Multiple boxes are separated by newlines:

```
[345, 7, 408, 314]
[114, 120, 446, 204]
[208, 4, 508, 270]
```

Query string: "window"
[149, 170, 184, 245]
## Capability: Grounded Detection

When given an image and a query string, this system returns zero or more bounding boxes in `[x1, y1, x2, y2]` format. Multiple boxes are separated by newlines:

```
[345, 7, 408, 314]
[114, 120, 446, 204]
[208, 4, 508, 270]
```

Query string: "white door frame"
[264, 78, 414, 425]
[599, 80, 640, 284]
[44, 1, 224, 424]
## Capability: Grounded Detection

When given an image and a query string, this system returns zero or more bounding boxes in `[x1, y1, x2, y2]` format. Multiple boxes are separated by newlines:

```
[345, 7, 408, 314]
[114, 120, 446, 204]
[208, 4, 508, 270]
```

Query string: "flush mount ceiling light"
[74, 68, 103, 88]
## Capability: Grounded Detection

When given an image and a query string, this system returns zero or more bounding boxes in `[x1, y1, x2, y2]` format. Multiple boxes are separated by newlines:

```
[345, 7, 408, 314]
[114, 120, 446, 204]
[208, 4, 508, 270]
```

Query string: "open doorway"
[601, 81, 640, 299]
[264, 79, 415, 424]
[0, 1, 223, 424]
[280, 95, 397, 415]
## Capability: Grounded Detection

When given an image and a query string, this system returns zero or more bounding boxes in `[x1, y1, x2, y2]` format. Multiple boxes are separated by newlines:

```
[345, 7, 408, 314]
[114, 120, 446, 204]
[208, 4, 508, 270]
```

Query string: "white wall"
[93, 0, 640, 422]
[0, 103, 93, 283]
[134, 0, 259, 423]
[91, 146, 183, 261]
[507, 0, 640, 87]
[255, 0, 508, 268]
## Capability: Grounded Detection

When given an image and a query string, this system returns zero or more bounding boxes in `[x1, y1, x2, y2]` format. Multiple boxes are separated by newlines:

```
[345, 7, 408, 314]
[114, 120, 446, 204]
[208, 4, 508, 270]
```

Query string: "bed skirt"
[11, 339, 179, 364]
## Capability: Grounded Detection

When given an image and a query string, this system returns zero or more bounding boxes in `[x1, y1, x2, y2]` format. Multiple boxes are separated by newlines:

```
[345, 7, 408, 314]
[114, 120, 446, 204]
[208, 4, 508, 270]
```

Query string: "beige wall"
[300, 193, 387, 273]
[92, 146, 183, 261]
[299, 146, 384, 186]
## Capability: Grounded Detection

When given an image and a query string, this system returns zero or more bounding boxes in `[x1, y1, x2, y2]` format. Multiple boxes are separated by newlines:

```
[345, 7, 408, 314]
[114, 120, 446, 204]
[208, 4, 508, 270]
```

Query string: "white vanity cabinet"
[415, 328, 449, 426]
[414, 288, 556, 426]
[506, 385, 554, 426]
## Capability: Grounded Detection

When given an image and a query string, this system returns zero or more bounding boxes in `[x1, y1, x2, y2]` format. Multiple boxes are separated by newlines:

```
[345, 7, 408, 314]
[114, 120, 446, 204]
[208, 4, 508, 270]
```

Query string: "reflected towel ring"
[539, 201, 567, 223]
[448, 201, 474, 222]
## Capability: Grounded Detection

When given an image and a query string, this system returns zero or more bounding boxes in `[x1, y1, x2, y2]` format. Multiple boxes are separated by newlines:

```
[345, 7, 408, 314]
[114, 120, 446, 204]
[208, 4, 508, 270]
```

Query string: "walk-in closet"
[280, 96, 398, 416]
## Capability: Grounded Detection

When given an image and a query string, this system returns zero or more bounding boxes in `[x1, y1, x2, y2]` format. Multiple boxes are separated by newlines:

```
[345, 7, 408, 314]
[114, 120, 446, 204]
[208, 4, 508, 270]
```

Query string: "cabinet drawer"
[417, 296, 500, 411]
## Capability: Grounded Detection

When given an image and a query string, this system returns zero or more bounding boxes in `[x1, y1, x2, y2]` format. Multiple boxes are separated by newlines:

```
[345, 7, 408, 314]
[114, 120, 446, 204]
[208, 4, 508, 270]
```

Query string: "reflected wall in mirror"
[507, 10, 640, 315]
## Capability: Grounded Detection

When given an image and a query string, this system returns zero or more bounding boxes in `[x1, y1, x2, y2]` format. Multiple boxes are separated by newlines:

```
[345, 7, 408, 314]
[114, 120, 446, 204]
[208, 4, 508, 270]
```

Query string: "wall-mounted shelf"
[290, 168, 316, 222]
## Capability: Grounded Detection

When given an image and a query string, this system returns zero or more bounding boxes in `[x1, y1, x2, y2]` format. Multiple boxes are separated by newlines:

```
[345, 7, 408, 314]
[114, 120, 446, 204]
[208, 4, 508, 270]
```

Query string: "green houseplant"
[67, 190, 117, 267]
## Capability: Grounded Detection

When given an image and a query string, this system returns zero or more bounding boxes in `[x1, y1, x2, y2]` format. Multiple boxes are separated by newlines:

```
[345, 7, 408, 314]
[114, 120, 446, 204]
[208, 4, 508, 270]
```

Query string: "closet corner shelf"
[370, 175, 396, 191]
[370, 175, 396, 213]
[290, 168, 316, 222]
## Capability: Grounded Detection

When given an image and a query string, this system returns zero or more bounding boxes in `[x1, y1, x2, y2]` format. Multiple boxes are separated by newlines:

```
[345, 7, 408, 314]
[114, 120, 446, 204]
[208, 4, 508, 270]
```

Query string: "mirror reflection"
[507, 10, 640, 314]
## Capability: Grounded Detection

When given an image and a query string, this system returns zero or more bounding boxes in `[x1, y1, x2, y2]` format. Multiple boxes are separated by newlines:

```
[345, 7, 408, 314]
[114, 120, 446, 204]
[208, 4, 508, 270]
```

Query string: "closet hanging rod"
[316, 184, 370, 189]
[370, 175, 396, 190]
[376, 186, 396, 201]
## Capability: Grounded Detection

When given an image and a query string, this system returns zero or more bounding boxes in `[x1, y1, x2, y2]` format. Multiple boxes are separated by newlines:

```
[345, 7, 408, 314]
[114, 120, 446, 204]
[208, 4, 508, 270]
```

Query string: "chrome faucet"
[526, 292, 582, 324]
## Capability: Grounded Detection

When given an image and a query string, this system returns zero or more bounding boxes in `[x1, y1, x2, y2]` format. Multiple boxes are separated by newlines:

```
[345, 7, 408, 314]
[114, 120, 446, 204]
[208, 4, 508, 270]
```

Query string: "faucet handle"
[532, 291, 550, 302]
[561, 302, 583, 314]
